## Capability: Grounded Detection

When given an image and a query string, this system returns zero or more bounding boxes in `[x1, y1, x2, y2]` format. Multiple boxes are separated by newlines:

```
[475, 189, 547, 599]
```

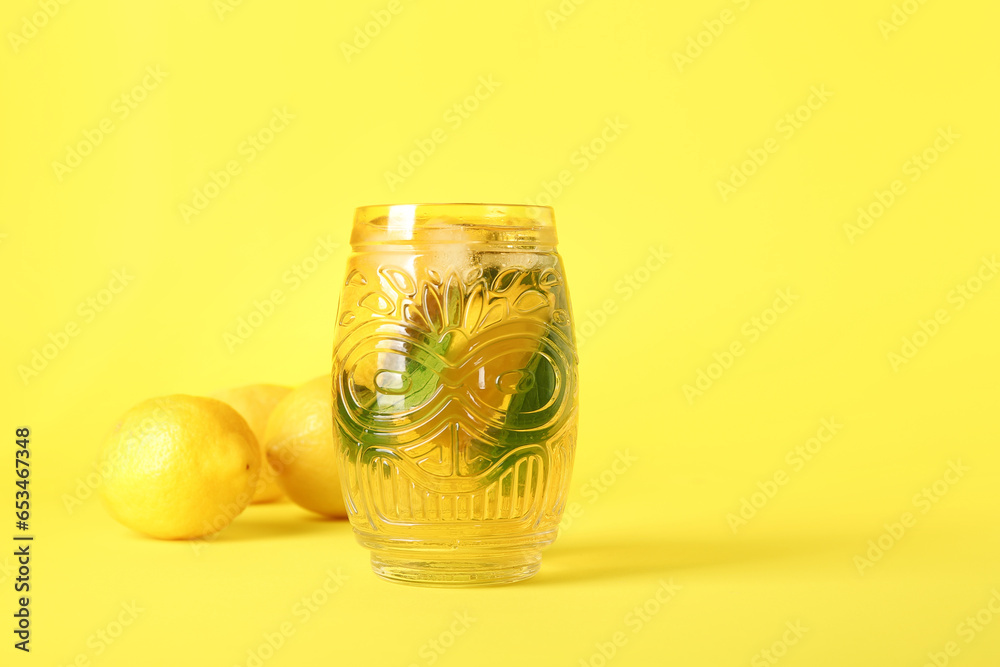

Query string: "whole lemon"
[211, 384, 292, 503]
[264, 376, 347, 518]
[100, 395, 261, 540]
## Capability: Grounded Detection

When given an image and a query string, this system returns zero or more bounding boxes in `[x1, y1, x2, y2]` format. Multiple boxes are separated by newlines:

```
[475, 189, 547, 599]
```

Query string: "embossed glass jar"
[332, 203, 579, 586]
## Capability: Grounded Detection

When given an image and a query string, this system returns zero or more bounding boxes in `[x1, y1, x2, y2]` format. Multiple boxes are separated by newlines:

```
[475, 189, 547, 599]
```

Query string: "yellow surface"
[2, 0, 998, 665]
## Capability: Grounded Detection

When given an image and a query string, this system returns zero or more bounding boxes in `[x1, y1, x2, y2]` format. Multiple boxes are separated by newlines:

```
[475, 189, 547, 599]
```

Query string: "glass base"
[370, 549, 541, 587]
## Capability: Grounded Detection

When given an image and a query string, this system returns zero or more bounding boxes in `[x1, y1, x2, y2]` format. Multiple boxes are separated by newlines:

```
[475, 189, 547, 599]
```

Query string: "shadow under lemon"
[208, 505, 352, 543]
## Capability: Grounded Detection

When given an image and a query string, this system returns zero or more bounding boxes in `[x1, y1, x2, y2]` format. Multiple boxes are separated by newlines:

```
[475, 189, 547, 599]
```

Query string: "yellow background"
[2, 0, 999, 665]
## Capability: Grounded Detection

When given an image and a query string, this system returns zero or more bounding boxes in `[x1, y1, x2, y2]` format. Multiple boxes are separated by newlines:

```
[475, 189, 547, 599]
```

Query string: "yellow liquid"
[332, 249, 578, 585]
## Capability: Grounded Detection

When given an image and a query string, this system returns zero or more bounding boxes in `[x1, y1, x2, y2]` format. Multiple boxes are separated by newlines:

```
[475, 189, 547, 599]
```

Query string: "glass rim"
[355, 203, 554, 225]
[351, 203, 558, 247]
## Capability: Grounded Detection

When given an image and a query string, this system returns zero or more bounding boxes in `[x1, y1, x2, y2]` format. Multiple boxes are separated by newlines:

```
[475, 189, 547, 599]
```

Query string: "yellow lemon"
[211, 384, 292, 503]
[264, 375, 347, 518]
[100, 395, 261, 540]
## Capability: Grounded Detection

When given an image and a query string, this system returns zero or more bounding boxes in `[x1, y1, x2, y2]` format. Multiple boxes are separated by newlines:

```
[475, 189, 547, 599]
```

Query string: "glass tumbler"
[331, 203, 579, 586]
